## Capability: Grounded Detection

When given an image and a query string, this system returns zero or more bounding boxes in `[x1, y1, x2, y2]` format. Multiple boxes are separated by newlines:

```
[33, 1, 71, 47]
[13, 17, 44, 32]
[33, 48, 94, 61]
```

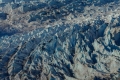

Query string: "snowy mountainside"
[0, 0, 120, 80]
[0, 0, 120, 37]
[0, 20, 120, 80]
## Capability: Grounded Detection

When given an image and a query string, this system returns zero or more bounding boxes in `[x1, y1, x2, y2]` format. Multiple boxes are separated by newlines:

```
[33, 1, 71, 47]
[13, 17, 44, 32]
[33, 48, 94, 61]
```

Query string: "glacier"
[0, 21, 120, 80]
[0, 0, 120, 80]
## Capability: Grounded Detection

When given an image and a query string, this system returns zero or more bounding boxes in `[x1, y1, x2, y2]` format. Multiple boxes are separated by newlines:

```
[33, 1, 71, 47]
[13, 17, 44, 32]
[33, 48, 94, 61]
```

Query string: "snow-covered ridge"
[0, 0, 120, 38]
[0, 0, 120, 80]
[0, 17, 120, 79]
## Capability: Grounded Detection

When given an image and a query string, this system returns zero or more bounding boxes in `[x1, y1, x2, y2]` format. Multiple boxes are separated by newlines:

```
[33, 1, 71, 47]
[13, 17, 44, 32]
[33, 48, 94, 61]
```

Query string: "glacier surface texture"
[0, 0, 120, 80]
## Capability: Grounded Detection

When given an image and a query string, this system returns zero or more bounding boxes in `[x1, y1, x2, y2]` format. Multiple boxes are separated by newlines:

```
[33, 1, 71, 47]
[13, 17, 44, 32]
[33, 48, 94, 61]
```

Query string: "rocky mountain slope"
[0, 0, 120, 80]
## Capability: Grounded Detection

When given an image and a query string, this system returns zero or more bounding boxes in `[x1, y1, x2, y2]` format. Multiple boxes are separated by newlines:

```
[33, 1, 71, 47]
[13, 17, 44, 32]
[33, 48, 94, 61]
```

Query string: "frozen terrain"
[0, 0, 120, 80]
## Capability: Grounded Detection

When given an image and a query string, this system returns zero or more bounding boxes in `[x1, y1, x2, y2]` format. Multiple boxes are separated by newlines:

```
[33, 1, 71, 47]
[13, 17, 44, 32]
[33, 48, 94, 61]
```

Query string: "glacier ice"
[0, 20, 120, 79]
[0, 0, 120, 80]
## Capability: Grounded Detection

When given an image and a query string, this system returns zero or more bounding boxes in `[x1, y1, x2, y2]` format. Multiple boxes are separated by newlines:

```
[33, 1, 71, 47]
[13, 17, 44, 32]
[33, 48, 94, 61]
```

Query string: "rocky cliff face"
[0, 0, 120, 80]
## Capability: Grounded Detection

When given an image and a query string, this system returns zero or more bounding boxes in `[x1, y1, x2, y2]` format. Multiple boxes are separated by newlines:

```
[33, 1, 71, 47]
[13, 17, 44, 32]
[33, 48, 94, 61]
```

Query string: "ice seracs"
[0, 0, 120, 80]
[0, 18, 120, 79]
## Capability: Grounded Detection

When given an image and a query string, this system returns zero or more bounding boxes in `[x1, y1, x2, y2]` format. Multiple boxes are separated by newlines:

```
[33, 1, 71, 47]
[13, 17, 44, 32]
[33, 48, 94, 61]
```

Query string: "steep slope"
[0, 0, 120, 80]
[0, 18, 120, 80]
